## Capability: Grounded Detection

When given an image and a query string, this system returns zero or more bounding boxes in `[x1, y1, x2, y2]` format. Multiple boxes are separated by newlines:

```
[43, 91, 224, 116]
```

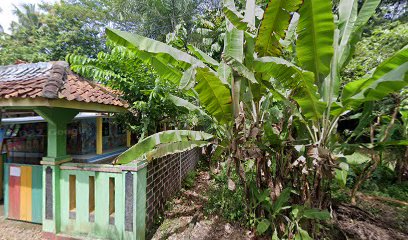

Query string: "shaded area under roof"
[1, 112, 106, 124]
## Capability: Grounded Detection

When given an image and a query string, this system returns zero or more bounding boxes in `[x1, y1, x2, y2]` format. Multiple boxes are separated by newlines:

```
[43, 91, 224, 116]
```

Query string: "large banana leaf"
[321, 29, 340, 103]
[255, 0, 302, 57]
[224, 25, 244, 62]
[296, 0, 335, 84]
[337, 0, 381, 69]
[167, 94, 211, 119]
[342, 47, 408, 106]
[149, 56, 183, 84]
[337, 0, 358, 69]
[194, 68, 233, 124]
[187, 45, 219, 69]
[224, 16, 245, 118]
[217, 61, 233, 86]
[115, 130, 213, 164]
[146, 141, 210, 160]
[179, 64, 198, 90]
[253, 57, 326, 120]
[243, 0, 256, 27]
[280, 12, 300, 48]
[223, 54, 257, 84]
[223, 0, 251, 32]
[353, 0, 381, 31]
[106, 28, 205, 69]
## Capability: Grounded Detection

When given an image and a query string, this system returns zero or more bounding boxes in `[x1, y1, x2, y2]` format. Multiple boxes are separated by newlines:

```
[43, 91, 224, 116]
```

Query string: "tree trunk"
[396, 146, 408, 182]
[350, 154, 380, 205]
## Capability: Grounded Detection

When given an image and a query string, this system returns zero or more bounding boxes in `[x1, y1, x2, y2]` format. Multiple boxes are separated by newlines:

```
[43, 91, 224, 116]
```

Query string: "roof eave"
[0, 97, 128, 113]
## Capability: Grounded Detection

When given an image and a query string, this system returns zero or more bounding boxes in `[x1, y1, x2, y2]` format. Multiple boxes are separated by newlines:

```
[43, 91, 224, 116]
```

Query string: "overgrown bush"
[204, 166, 247, 224]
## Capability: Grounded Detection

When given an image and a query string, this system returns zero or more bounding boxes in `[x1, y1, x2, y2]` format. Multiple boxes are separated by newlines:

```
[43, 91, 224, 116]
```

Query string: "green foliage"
[255, 0, 302, 57]
[65, 0, 220, 41]
[0, 2, 104, 65]
[183, 171, 197, 189]
[343, 21, 408, 83]
[102, 0, 408, 238]
[205, 167, 247, 223]
[296, 0, 334, 83]
[67, 44, 201, 138]
[360, 165, 408, 201]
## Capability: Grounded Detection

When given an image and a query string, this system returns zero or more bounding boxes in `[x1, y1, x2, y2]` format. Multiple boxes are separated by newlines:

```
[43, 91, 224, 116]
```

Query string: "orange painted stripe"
[19, 166, 32, 221]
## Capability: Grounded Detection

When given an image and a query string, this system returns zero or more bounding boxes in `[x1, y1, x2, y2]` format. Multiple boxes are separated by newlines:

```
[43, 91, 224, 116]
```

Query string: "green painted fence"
[43, 162, 147, 240]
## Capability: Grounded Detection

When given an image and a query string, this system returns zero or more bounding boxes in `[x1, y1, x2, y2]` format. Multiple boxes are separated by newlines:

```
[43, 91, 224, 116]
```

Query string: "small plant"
[204, 167, 247, 224]
[250, 186, 330, 239]
[183, 171, 197, 189]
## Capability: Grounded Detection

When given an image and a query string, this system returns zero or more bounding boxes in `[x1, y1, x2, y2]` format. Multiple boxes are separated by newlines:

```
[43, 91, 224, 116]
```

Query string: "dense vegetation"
[1, 0, 407, 239]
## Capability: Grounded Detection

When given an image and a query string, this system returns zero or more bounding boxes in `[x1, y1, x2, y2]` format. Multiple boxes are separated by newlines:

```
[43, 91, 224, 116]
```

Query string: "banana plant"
[107, 0, 408, 236]
[397, 89, 408, 182]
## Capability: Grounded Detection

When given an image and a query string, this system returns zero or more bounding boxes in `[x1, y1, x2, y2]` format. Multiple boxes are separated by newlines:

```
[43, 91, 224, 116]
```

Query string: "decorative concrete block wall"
[146, 148, 200, 227]
[5, 147, 201, 239]
[42, 162, 147, 240]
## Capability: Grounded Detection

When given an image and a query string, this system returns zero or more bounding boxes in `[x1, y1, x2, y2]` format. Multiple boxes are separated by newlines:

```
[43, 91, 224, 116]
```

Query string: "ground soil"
[150, 170, 253, 240]
[334, 198, 408, 240]
[0, 203, 42, 240]
[151, 168, 408, 240]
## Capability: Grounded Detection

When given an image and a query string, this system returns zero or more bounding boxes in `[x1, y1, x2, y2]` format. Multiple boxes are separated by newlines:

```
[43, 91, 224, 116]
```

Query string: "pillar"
[96, 116, 103, 155]
[135, 166, 147, 239]
[126, 130, 132, 148]
[35, 107, 78, 236]
[122, 161, 147, 240]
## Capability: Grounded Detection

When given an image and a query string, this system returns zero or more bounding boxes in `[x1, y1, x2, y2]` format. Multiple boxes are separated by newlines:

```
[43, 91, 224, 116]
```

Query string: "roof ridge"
[42, 61, 69, 99]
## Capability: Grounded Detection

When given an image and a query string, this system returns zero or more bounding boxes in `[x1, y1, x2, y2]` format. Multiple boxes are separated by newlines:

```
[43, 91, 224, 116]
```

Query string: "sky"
[0, 0, 58, 33]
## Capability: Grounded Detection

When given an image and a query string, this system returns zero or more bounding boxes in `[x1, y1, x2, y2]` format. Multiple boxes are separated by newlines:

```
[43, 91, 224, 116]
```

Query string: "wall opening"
[69, 175, 76, 219]
[89, 176, 95, 222]
[109, 177, 115, 224]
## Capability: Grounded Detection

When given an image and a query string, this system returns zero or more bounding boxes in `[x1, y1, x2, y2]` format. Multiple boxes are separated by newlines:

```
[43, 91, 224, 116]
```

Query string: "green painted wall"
[31, 166, 43, 223]
[52, 168, 145, 239]
[135, 168, 147, 239]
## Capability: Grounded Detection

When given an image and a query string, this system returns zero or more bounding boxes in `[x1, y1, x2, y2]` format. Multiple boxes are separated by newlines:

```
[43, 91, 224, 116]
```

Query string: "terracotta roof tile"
[0, 61, 128, 109]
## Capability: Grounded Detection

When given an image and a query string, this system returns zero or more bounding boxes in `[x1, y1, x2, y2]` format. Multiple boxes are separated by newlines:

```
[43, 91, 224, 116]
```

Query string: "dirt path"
[151, 169, 408, 240]
[150, 171, 252, 240]
[0, 204, 42, 240]
[334, 200, 408, 240]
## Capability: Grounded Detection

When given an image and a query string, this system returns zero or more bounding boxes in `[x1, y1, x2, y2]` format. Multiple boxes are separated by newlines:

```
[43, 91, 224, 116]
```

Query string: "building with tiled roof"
[0, 61, 128, 112]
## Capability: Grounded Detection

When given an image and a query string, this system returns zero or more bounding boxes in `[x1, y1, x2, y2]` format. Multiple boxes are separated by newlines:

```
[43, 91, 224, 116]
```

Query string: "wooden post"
[126, 130, 132, 148]
[96, 117, 103, 155]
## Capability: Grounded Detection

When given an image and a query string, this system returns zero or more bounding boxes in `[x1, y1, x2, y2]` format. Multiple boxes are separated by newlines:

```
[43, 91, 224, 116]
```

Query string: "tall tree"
[63, 0, 221, 40]
[0, 2, 104, 65]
